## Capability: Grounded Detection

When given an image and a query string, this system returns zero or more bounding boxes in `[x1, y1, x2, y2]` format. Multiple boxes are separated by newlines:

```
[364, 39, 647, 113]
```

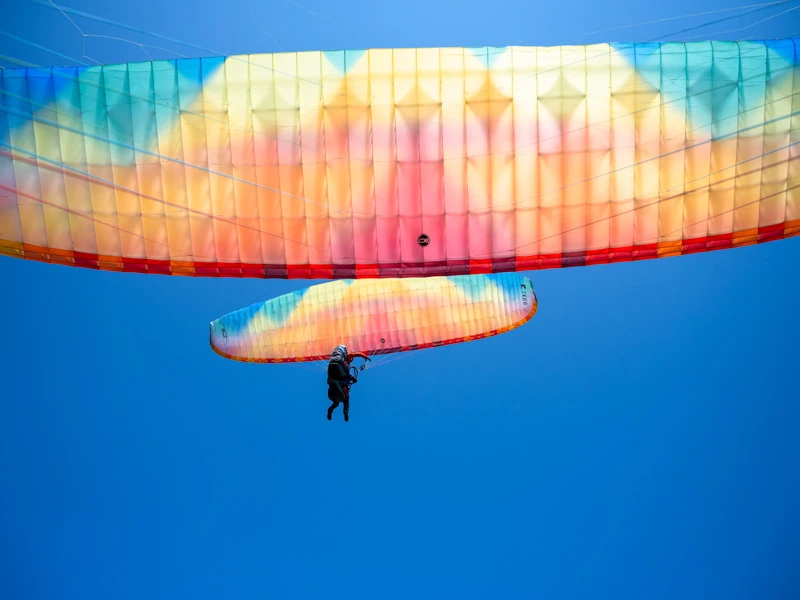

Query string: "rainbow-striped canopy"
[1, 40, 798, 278]
[210, 273, 537, 362]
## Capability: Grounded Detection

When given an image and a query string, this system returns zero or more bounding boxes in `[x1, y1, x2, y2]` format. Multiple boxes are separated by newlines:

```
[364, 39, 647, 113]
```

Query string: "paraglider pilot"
[327, 345, 369, 422]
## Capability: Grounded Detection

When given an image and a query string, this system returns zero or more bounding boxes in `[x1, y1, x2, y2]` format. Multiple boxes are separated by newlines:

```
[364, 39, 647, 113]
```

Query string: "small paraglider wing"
[209, 273, 537, 363]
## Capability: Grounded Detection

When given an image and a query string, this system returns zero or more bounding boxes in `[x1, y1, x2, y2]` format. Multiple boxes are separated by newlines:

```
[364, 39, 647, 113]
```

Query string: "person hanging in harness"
[327, 345, 370, 422]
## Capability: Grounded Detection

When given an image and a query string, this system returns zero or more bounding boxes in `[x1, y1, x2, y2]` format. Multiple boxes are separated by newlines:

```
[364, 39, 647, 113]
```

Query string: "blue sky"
[1, 1, 800, 598]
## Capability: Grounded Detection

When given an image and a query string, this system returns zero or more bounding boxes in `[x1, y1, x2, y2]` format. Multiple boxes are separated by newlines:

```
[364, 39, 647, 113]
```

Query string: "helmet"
[330, 345, 348, 365]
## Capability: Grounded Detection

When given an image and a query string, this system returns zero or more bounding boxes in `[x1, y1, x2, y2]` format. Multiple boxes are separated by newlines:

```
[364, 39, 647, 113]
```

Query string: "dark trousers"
[327, 385, 350, 421]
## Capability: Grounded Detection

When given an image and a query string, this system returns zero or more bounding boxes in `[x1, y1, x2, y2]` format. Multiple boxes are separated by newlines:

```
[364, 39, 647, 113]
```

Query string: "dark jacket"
[327, 361, 355, 400]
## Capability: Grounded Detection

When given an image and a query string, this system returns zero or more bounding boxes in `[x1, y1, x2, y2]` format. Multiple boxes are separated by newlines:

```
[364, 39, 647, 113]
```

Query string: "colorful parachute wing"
[209, 273, 537, 362]
[1, 40, 799, 278]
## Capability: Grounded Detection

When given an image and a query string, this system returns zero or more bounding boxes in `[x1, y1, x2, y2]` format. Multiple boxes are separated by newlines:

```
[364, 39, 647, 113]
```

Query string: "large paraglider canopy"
[1, 40, 798, 278]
